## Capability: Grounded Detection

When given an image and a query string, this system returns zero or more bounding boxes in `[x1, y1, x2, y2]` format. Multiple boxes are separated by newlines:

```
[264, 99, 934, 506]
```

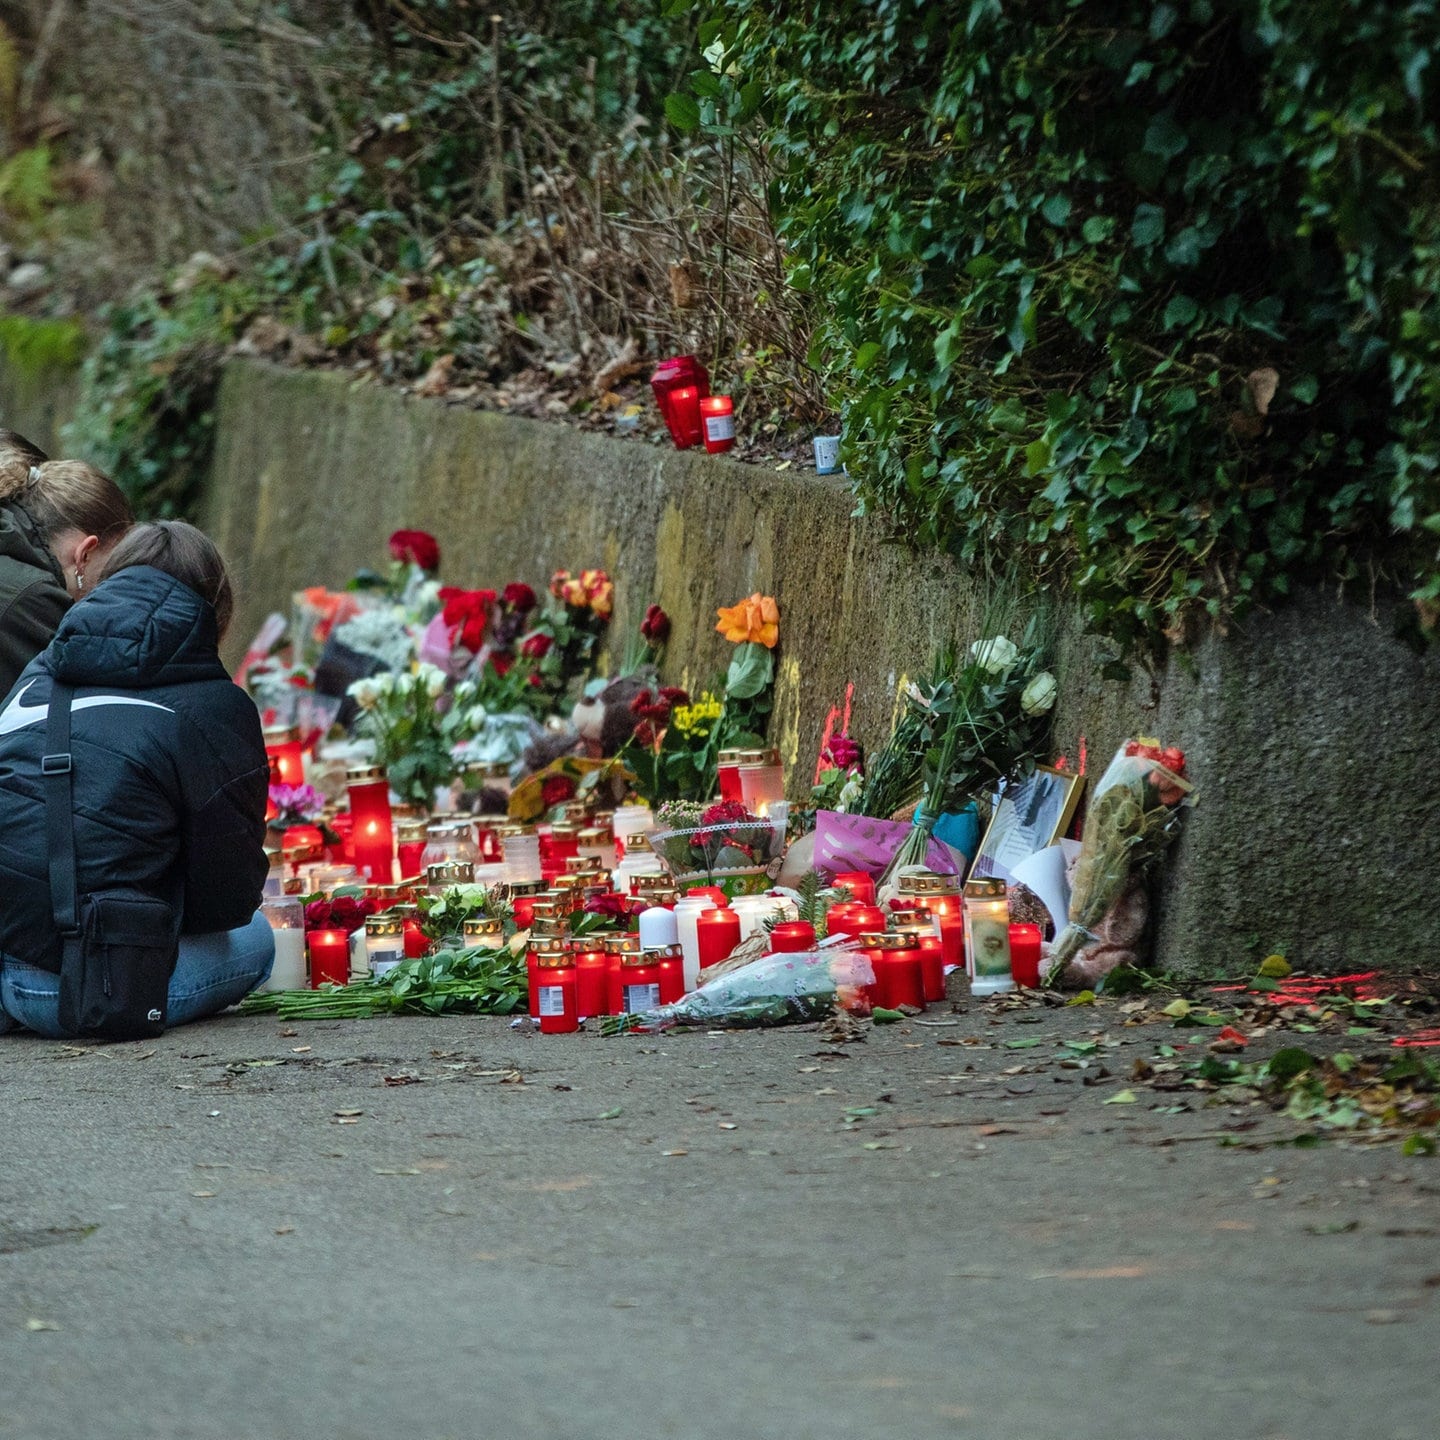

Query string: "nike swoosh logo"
[0, 679, 174, 737]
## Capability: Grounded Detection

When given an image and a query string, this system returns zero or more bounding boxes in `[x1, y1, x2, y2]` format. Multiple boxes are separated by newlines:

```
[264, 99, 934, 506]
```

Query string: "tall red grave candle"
[346, 764, 394, 885]
[862, 933, 925, 1010]
[830, 902, 885, 939]
[650, 355, 709, 449]
[936, 909, 965, 972]
[696, 906, 741, 973]
[533, 950, 580, 1033]
[264, 725, 306, 787]
[656, 947, 686, 1004]
[307, 928, 349, 988]
[574, 947, 609, 1019]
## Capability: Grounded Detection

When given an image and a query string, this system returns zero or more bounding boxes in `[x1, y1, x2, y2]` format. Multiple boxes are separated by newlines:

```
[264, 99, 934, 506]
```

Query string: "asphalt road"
[1, 1004, 1436, 1440]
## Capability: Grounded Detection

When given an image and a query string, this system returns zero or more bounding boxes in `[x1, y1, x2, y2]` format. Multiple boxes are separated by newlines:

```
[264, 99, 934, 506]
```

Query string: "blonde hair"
[0, 456, 132, 544]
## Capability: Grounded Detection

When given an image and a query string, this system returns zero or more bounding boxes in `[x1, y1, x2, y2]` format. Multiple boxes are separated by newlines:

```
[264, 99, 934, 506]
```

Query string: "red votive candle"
[264, 725, 306, 787]
[865, 934, 925, 1011]
[700, 394, 735, 454]
[936, 909, 965, 972]
[346, 764, 394, 885]
[326, 811, 353, 864]
[696, 906, 741, 972]
[832, 871, 876, 905]
[534, 952, 579, 1034]
[657, 948, 686, 1004]
[769, 920, 816, 954]
[1009, 923, 1043, 988]
[403, 920, 430, 960]
[619, 954, 663, 1015]
[512, 895, 538, 930]
[716, 749, 745, 803]
[574, 947, 609, 1019]
[307, 929, 349, 988]
[829, 903, 885, 939]
[918, 934, 946, 1002]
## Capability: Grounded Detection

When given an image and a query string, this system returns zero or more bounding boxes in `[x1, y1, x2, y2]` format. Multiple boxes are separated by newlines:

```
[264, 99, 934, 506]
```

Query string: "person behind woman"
[0, 520, 274, 1037]
[0, 444, 133, 699]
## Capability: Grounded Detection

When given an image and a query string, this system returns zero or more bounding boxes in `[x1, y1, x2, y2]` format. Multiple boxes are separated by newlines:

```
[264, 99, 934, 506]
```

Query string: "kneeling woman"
[0, 521, 273, 1036]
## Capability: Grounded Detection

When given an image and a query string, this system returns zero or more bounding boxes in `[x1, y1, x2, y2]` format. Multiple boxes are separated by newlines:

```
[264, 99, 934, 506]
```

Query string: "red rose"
[440, 587, 496, 653]
[585, 892, 638, 920]
[641, 604, 670, 644]
[389, 529, 441, 572]
[826, 734, 862, 770]
[490, 651, 513, 677]
[659, 686, 690, 706]
[632, 720, 657, 748]
[527, 671, 544, 688]
[328, 896, 369, 934]
[541, 774, 578, 808]
[304, 900, 333, 931]
[503, 582, 537, 612]
[520, 632, 553, 659]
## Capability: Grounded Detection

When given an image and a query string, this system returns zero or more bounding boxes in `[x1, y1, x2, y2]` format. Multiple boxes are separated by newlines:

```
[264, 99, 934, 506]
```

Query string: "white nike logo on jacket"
[0, 679, 175, 737]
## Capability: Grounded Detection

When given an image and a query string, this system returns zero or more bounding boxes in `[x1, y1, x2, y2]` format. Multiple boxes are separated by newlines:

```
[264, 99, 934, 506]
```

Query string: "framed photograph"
[970, 766, 1085, 887]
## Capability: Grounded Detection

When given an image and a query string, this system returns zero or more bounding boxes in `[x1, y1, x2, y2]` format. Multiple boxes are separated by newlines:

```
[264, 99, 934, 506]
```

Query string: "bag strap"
[43, 680, 79, 935]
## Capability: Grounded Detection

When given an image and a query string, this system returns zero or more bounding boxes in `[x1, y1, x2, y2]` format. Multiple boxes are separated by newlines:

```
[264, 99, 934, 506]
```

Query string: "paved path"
[1, 1004, 1436, 1440]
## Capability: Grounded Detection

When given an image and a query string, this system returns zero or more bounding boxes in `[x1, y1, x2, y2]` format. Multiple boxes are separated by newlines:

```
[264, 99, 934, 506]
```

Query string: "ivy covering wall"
[671, 0, 1440, 654]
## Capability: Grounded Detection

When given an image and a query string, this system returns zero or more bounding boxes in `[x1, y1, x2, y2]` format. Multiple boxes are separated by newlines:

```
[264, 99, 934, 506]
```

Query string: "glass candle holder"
[264, 724, 306, 787]
[696, 906, 741, 972]
[346, 764, 394, 885]
[502, 832, 543, 886]
[700, 394, 735, 454]
[259, 896, 307, 991]
[307, 928, 349, 988]
[859, 932, 925, 1011]
[963, 877, 1013, 996]
[461, 917, 505, 951]
[738, 759, 785, 816]
[715, 748, 746, 804]
[533, 949, 579, 1033]
[1008, 923, 1043, 988]
[364, 915, 404, 979]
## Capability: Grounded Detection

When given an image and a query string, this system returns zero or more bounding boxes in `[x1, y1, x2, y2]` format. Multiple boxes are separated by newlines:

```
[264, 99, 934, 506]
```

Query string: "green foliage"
[0, 143, 55, 224]
[677, 0, 1440, 651]
[63, 273, 265, 516]
[0, 313, 85, 374]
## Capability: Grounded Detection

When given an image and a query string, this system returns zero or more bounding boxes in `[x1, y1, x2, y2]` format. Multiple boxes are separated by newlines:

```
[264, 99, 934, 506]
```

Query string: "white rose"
[1021, 671, 1058, 716]
[347, 677, 380, 710]
[466, 705, 488, 732]
[419, 663, 447, 700]
[969, 635, 1019, 676]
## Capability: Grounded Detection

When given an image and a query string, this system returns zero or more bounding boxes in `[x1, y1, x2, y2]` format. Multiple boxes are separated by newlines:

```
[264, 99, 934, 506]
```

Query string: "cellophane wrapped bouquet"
[601, 948, 875, 1035]
[649, 799, 786, 899]
[1044, 739, 1193, 986]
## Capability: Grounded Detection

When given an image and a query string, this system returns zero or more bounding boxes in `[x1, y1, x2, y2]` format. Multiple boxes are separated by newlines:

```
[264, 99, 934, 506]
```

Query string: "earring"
[75, 570, 84, 593]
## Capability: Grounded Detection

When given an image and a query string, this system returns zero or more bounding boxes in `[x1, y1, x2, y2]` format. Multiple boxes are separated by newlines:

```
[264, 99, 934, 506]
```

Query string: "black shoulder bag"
[45, 682, 180, 1040]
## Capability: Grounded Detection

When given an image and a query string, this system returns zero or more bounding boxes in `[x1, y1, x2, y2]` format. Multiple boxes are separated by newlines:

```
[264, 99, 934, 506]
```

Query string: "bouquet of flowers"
[347, 665, 487, 806]
[621, 684, 725, 804]
[601, 948, 875, 1034]
[649, 799, 786, 898]
[1044, 740, 1192, 987]
[870, 618, 1057, 879]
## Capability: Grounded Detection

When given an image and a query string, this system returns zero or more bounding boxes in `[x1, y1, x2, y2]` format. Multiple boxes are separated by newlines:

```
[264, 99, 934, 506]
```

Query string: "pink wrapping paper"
[812, 810, 963, 878]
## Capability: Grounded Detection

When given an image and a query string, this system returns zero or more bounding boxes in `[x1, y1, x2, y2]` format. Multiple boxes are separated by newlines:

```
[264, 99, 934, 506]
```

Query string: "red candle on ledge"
[700, 395, 735, 454]
[574, 947, 609, 1019]
[769, 920, 816, 954]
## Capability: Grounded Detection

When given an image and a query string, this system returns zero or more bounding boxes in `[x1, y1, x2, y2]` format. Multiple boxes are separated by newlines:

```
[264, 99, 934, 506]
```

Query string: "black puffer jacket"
[0, 499, 70, 703]
[0, 565, 268, 972]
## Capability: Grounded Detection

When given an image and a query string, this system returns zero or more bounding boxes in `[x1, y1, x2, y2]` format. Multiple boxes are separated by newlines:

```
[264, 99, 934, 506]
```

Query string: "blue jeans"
[0, 911, 275, 1038]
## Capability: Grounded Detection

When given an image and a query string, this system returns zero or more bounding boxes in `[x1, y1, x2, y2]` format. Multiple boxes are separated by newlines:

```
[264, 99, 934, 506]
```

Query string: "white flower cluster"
[333, 606, 417, 673]
[967, 634, 1057, 716]
[347, 662, 450, 710]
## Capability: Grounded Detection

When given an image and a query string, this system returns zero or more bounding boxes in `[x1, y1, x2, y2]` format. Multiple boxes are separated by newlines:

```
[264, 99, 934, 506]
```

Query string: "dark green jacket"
[0, 500, 70, 703]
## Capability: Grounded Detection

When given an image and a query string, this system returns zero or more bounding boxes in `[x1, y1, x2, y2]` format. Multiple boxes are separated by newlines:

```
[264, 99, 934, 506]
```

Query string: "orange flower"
[715, 592, 779, 648]
[588, 578, 614, 619]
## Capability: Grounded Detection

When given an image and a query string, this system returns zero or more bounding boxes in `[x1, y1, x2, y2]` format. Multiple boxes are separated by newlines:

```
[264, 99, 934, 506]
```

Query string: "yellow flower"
[715, 592, 779, 648]
[672, 693, 724, 736]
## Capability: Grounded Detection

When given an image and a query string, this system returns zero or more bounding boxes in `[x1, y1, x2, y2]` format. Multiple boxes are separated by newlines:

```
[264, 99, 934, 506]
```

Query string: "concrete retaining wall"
[199, 360, 1440, 976]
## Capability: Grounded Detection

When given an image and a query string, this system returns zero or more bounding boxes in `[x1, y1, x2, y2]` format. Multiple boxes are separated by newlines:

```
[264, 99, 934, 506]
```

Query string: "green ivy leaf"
[664, 93, 700, 132]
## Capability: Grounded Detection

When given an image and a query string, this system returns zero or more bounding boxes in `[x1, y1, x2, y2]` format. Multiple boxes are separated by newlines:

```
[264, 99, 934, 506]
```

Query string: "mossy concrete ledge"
[203, 359, 1440, 976]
